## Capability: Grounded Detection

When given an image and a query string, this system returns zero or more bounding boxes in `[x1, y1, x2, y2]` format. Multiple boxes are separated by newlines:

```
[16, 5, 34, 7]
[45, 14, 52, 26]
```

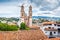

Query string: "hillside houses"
[0, 20, 17, 25]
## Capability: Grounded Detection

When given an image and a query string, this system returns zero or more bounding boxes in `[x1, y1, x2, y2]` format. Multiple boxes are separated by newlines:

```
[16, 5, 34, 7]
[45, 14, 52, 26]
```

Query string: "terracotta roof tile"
[44, 28, 58, 31]
[42, 21, 56, 25]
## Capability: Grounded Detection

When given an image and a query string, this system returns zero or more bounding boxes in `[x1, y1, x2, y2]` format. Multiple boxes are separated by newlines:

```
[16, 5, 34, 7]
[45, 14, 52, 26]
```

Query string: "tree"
[20, 22, 26, 30]
[0, 23, 18, 31]
[20, 22, 30, 30]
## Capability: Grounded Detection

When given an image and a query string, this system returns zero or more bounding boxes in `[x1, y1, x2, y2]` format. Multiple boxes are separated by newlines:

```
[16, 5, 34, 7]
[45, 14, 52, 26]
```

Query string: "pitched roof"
[44, 28, 58, 31]
[42, 21, 56, 25]
[18, 30, 48, 40]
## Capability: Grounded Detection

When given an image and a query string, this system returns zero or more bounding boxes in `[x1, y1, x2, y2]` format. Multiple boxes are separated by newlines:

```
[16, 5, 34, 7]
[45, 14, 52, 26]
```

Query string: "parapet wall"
[0, 30, 47, 40]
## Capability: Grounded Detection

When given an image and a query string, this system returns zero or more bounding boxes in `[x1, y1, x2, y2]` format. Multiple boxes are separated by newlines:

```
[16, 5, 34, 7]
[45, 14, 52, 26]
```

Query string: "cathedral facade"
[20, 5, 32, 27]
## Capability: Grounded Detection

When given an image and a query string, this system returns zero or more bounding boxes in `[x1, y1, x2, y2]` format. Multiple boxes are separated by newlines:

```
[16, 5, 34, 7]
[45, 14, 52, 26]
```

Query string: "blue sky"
[0, 0, 60, 17]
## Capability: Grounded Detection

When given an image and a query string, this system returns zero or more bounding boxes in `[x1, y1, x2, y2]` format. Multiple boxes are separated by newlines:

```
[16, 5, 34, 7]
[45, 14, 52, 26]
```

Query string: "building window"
[54, 24, 56, 26]
[57, 25, 60, 26]
[48, 24, 52, 25]
[52, 27, 54, 29]
[48, 27, 51, 29]
[43, 24, 52, 26]
[54, 32, 56, 34]
[22, 14, 23, 16]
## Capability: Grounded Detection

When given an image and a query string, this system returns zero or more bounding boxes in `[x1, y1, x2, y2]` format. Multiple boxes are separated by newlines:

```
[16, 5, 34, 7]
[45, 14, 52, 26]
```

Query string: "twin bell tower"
[20, 5, 32, 27]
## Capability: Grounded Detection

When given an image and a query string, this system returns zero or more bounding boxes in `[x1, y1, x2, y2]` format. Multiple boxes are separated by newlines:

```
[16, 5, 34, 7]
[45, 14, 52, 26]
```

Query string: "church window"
[22, 13, 23, 16]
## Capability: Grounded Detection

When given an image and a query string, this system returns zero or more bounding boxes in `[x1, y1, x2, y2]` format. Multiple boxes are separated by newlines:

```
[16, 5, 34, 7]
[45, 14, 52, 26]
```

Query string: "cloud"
[52, 7, 60, 16]
[29, 0, 60, 17]
[0, 6, 19, 13]
[0, 0, 19, 17]
[0, 5, 20, 17]
[29, 0, 60, 11]
[0, 0, 60, 17]
[30, 0, 43, 7]
[0, 0, 18, 2]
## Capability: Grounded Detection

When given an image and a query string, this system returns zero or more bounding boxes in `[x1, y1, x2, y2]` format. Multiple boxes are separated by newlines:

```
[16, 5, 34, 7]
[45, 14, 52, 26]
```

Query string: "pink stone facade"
[20, 5, 32, 27]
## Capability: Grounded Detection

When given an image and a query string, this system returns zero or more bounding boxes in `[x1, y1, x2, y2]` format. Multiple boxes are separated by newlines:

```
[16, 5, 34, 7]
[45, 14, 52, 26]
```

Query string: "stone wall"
[0, 30, 47, 40]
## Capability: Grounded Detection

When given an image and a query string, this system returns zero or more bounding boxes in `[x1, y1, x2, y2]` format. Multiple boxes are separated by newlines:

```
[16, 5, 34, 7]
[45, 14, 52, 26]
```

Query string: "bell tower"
[29, 5, 32, 17]
[20, 5, 32, 27]
[29, 5, 32, 27]
[21, 5, 25, 18]
[20, 5, 25, 23]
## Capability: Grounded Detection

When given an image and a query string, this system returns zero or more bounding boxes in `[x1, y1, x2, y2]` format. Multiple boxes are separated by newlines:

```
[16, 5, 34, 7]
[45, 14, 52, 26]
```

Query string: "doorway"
[58, 28, 60, 34]
[50, 32, 53, 36]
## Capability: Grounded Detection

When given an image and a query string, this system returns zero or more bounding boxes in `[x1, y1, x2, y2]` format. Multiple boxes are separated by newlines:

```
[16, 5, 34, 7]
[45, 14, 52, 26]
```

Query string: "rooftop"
[42, 21, 56, 25]
[44, 28, 58, 31]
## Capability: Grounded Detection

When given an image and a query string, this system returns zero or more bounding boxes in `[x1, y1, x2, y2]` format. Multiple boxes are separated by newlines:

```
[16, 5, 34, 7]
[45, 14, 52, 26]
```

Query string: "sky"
[0, 0, 60, 17]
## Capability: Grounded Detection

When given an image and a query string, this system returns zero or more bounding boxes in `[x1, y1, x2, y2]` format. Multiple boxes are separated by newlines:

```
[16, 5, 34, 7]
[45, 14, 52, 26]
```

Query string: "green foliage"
[20, 22, 30, 30]
[0, 23, 18, 31]
[20, 22, 26, 29]
[25, 27, 30, 30]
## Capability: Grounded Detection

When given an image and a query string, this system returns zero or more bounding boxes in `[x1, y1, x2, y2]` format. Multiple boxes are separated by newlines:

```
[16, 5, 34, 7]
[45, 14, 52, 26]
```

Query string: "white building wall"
[1, 21, 7, 23]
[44, 31, 50, 35]
[52, 31, 58, 35]
[44, 31, 58, 36]
[21, 18, 24, 23]
[17, 21, 21, 27]
[40, 24, 58, 36]
[17, 18, 24, 27]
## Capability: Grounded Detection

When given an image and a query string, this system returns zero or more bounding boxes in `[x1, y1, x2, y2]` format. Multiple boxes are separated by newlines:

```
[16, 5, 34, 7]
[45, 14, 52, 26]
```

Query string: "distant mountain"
[0, 16, 60, 21]
[32, 16, 60, 21]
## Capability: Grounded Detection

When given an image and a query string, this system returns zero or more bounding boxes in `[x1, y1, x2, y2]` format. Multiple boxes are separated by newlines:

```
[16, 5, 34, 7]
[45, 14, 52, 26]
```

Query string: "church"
[20, 5, 32, 27]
